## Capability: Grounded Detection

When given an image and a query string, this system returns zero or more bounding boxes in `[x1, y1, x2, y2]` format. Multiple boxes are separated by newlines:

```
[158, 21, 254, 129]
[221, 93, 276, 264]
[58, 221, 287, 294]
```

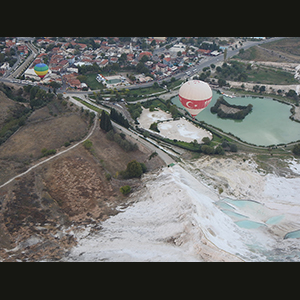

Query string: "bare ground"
[0, 107, 89, 186]
[0, 119, 164, 261]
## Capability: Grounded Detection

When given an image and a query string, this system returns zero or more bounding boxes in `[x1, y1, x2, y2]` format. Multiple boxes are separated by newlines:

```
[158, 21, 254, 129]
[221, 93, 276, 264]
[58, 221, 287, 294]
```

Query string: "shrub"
[202, 137, 210, 145]
[292, 143, 300, 156]
[83, 139, 93, 150]
[120, 185, 131, 195]
[105, 173, 112, 181]
[201, 145, 214, 155]
[41, 148, 57, 157]
[229, 143, 238, 152]
[106, 129, 115, 141]
[150, 122, 159, 132]
[140, 162, 147, 173]
[106, 130, 138, 152]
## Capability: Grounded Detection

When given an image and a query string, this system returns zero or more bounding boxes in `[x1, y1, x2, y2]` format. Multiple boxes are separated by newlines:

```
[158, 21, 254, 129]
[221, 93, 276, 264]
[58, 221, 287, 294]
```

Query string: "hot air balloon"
[34, 63, 49, 80]
[178, 80, 212, 119]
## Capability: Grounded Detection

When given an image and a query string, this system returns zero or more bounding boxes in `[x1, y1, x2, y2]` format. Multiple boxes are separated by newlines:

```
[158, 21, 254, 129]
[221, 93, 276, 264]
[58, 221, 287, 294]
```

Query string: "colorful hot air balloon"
[34, 63, 49, 80]
[178, 80, 212, 118]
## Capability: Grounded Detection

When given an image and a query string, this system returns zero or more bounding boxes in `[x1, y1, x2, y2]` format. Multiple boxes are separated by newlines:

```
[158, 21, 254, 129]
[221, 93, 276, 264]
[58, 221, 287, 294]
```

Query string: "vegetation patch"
[41, 148, 57, 157]
[119, 160, 147, 179]
[106, 129, 138, 152]
[120, 185, 131, 195]
[210, 96, 253, 120]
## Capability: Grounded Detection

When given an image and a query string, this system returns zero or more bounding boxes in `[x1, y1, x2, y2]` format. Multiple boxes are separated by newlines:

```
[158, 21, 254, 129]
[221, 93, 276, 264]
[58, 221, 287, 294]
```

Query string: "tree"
[259, 85, 266, 93]
[253, 85, 260, 92]
[215, 145, 225, 155]
[153, 81, 159, 89]
[202, 137, 210, 145]
[201, 145, 214, 154]
[127, 160, 143, 178]
[119, 160, 145, 179]
[100, 110, 113, 132]
[218, 78, 227, 87]
[223, 48, 228, 62]
[229, 143, 238, 152]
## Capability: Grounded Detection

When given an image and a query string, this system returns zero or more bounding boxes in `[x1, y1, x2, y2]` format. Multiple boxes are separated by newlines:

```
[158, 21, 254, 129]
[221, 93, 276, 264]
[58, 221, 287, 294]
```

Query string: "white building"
[210, 50, 221, 56]
[169, 43, 185, 53]
[67, 67, 78, 73]
[0, 62, 9, 70]
[24, 68, 40, 80]
[96, 73, 107, 84]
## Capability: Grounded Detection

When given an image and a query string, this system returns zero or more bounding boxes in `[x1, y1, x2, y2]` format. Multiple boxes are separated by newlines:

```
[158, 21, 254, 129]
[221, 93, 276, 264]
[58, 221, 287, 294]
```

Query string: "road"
[7, 42, 39, 79]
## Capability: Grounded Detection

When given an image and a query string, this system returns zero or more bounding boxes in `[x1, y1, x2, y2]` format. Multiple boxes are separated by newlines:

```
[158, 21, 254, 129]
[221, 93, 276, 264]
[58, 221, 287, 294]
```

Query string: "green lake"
[172, 90, 300, 146]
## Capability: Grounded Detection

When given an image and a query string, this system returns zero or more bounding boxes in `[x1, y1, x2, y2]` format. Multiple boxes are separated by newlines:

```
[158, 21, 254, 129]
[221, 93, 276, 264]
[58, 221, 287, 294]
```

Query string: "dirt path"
[0, 112, 98, 190]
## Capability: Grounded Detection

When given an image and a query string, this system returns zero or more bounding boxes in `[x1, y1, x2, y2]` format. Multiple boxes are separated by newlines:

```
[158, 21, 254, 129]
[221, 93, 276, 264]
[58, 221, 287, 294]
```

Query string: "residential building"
[98, 59, 109, 68]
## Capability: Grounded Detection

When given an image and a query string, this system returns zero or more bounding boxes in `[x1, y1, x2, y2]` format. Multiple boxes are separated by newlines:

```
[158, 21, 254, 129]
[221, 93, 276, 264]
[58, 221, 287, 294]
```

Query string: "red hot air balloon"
[178, 80, 212, 118]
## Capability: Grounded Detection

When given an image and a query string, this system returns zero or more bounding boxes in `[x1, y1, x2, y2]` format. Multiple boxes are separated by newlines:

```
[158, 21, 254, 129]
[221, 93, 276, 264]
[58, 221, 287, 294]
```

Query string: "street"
[7, 42, 39, 79]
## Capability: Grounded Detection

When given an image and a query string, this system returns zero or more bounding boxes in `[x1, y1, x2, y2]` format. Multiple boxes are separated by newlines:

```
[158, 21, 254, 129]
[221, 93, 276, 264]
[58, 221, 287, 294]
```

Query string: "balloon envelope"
[34, 63, 49, 79]
[179, 80, 212, 117]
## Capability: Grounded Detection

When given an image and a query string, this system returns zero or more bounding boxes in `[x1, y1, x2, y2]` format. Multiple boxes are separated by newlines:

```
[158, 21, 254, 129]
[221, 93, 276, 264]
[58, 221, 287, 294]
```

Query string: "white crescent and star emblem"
[186, 101, 201, 109]
[186, 101, 194, 109]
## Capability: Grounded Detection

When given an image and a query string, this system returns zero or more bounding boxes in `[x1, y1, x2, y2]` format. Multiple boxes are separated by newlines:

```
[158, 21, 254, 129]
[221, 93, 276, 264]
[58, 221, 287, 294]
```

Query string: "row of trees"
[110, 108, 129, 128]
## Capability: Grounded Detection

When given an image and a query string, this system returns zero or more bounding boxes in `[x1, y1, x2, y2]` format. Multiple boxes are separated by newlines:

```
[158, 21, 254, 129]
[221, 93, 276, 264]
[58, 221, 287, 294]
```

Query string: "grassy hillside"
[262, 37, 300, 58]
[234, 38, 300, 63]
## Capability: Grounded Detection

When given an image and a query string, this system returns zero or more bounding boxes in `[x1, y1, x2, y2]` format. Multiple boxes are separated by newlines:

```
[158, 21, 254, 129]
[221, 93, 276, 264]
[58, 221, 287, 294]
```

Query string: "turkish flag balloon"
[179, 80, 212, 118]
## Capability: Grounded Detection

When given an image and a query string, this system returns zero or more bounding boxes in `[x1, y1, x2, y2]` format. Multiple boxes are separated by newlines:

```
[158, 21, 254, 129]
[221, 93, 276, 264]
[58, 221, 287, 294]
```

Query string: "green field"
[246, 66, 298, 85]
[84, 73, 105, 90]
[73, 96, 102, 113]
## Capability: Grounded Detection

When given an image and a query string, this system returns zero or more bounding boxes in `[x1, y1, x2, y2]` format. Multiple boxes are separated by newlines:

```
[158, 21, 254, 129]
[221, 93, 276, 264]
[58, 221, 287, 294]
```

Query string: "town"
[0, 37, 263, 92]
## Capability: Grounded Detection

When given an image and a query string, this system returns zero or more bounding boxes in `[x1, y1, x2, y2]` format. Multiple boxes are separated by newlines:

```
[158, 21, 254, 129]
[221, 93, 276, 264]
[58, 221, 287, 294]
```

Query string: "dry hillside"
[0, 91, 164, 261]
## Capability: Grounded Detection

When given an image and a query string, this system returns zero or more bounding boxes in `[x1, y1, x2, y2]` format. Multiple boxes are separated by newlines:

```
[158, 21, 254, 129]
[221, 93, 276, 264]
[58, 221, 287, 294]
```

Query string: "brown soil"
[0, 120, 164, 261]
[0, 105, 89, 186]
